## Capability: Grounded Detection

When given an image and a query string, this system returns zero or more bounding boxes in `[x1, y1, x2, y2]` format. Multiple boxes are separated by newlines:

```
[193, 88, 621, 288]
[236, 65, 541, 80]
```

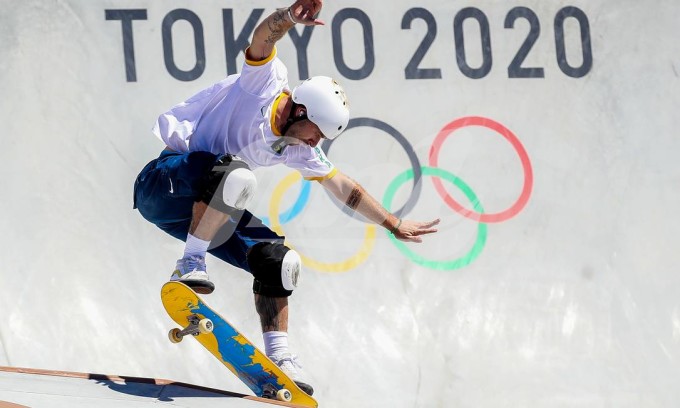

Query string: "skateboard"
[161, 281, 318, 407]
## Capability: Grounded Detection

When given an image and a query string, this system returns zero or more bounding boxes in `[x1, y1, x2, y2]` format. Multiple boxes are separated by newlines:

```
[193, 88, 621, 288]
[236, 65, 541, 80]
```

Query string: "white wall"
[1, 1, 679, 407]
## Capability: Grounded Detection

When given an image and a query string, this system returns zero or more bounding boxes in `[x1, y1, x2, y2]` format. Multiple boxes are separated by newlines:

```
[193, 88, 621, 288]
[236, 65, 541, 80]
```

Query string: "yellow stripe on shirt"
[305, 167, 339, 182]
[245, 46, 277, 66]
[270, 92, 289, 136]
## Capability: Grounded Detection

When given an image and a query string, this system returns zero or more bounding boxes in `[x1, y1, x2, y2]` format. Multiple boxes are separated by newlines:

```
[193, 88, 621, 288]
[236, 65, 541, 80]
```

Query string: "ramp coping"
[0, 366, 307, 407]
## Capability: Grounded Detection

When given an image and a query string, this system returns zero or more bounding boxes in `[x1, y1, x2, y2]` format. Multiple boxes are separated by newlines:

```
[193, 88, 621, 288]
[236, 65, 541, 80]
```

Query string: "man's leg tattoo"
[255, 295, 288, 332]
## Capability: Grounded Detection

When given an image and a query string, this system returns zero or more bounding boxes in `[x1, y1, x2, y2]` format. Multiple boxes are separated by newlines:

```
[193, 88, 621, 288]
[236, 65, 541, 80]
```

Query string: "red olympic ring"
[428, 116, 533, 223]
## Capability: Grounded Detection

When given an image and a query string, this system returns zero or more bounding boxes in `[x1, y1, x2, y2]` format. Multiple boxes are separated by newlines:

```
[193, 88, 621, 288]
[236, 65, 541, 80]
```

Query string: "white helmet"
[291, 76, 350, 140]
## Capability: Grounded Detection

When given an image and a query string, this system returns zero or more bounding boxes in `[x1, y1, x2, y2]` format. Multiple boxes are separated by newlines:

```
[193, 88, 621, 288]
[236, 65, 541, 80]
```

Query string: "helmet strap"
[280, 102, 307, 135]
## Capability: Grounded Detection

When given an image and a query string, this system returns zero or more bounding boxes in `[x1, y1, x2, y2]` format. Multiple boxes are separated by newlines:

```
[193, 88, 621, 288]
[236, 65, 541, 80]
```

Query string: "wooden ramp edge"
[0, 366, 309, 408]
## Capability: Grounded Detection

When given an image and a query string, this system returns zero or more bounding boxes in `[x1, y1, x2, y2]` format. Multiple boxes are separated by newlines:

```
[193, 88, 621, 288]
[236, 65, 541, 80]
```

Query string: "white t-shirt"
[152, 48, 336, 181]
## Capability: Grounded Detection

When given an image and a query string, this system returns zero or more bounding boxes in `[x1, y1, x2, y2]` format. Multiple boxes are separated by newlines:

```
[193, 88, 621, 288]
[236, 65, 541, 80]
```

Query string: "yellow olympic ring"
[268, 171, 376, 273]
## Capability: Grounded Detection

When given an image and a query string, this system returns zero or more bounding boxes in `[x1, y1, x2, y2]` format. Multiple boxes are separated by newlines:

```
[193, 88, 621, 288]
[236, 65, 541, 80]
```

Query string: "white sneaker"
[170, 255, 215, 294]
[270, 353, 314, 396]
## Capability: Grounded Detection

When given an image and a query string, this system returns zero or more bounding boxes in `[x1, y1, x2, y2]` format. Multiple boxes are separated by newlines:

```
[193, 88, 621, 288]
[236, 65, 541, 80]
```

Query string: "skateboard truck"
[168, 314, 214, 343]
[262, 383, 293, 402]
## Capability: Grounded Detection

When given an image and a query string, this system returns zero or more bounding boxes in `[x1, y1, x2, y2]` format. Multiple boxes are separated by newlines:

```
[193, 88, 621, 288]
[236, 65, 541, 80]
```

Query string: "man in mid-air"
[134, 0, 439, 394]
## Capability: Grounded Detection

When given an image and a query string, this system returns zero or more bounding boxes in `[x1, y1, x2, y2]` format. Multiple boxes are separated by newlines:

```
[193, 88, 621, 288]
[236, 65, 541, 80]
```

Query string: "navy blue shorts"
[133, 150, 284, 273]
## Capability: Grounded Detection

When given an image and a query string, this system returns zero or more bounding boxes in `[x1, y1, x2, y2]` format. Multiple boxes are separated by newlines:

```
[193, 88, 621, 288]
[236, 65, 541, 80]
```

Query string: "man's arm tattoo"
[265, 9, 290, 45]
[346, 187, 363, 210]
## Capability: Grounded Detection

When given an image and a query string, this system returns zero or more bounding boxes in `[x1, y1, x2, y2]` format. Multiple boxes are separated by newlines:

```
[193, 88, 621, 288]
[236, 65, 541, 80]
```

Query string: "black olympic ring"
[320, 117, 423, 221]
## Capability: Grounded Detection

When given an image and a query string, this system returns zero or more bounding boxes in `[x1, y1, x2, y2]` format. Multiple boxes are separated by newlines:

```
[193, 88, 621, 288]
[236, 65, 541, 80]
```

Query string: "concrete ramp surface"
[0, 367, 296, 408]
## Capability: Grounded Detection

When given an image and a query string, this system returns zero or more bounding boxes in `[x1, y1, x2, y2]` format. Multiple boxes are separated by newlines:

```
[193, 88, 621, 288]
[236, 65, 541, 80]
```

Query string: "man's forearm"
[346, 183, 400, 231]
[247, 8, 295, 61]
[322, 172, 440, 241]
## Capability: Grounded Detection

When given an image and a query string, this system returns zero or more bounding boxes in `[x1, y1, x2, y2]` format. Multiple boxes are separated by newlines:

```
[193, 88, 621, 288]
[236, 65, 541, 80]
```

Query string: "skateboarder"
[134, 0, 439, 394]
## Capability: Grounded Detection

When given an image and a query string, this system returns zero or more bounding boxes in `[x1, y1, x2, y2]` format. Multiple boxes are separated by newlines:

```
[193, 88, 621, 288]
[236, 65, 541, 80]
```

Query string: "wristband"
[391, 218, 402, 234]
[287, 7, 297, 24]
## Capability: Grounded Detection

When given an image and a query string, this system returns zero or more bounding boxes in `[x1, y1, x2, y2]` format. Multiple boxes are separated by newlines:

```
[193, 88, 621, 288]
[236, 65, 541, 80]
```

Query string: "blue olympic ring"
[259, 178, 311, 226]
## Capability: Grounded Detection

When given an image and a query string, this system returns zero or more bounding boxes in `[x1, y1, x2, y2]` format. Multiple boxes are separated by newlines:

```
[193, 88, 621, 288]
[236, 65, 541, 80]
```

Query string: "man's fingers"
[400, 235, 423, 243]
[395, 218, 441, 242]
[414, 219, 440, 235]
[422, 218, 441, 228]
[297, 8, 324, 25]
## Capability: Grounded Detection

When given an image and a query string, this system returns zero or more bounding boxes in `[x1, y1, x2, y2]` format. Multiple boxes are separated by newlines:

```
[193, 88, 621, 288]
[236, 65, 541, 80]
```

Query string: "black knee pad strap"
[247, 242, 293, 298]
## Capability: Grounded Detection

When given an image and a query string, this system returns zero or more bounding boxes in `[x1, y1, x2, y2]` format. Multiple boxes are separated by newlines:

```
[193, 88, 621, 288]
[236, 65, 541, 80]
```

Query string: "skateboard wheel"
[168, 328, 183, 344]
[276, 388, 292, 402]
[198, 318, 214, 334]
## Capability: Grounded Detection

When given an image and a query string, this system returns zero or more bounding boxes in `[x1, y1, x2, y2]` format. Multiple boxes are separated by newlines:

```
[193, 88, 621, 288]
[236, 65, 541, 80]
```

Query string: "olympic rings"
[321, 117, 422, 220]
[383, 167, 487, 270]
[268, 171, 377, 273]
[257, 115, 532, 273]
[428, 116, 533, 223]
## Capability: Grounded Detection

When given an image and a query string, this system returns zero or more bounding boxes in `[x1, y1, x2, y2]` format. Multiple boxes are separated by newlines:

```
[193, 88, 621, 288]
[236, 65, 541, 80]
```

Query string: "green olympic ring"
[382, 166, 487, 270]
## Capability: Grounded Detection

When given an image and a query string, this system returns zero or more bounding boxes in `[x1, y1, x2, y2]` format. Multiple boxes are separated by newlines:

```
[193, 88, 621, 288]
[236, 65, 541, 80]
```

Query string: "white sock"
[184, 234, 210, 258]
[263, 331, 289, 357]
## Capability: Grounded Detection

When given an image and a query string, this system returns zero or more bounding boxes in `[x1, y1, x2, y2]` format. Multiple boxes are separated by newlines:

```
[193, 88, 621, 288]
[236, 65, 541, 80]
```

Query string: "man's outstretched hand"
[393, 218, 441, 243]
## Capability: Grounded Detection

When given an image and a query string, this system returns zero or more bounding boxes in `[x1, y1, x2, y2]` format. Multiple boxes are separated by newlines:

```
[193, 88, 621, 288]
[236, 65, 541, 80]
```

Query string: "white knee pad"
[201, 154, 257, 213]
[222, 167, 257, 210]
[249, 243, 300, 297]
[280, 249, 302, 291]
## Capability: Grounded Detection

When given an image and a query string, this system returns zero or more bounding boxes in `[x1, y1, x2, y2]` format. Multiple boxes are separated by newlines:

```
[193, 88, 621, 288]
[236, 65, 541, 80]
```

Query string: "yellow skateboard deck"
[161, 281, 318, 407]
